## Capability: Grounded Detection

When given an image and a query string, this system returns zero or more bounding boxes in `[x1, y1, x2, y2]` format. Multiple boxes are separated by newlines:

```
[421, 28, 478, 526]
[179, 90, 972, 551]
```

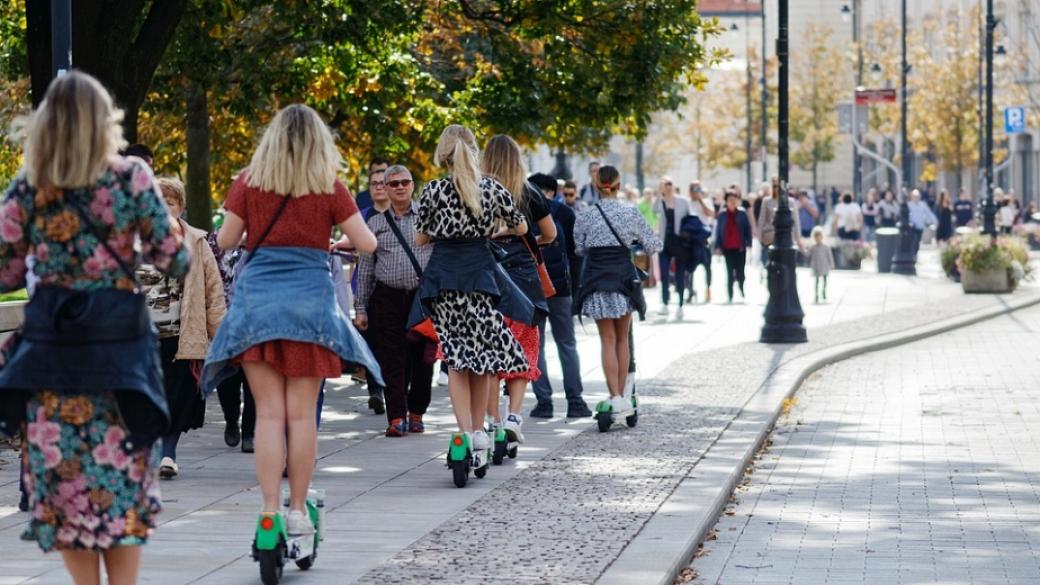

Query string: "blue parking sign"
[1005, 107, 1026, 134]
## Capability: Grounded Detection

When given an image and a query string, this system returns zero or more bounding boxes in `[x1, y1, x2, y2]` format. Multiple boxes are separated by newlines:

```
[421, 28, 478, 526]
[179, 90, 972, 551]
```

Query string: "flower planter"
[832, 245, 864, 270]
[961, 267, 1012, 294]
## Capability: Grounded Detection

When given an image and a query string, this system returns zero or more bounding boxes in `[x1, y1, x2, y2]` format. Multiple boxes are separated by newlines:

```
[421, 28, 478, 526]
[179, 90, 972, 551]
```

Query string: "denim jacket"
[202, 246, 383, 392]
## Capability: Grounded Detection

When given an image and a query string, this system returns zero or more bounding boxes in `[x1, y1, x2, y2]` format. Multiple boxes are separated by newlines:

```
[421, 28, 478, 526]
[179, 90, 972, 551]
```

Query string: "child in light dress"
[808, 226, 834, 303]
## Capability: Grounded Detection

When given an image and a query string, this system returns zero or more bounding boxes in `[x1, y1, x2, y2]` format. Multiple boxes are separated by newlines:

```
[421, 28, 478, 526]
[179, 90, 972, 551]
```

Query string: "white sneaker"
[503, 413, 525, 444]
[676, 305, 684, 320]
[286, 509, 315, 536]
[437, 369, 449, 386]
[471, 430, 490, 451]
[656, 305, 669, 316]
[610, 395, 634, 415]
[159, 457, 178, 479]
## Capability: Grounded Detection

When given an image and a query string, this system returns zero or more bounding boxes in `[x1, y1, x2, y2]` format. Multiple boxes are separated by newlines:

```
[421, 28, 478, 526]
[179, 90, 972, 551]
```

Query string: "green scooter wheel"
[597, 412, 612, 433]
[258, 548, 283, 585]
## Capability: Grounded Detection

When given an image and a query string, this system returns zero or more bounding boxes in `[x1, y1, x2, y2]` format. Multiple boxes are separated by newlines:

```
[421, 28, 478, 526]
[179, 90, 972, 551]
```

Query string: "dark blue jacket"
[535, 197, 576, 297]
[714, 208, 753, 251]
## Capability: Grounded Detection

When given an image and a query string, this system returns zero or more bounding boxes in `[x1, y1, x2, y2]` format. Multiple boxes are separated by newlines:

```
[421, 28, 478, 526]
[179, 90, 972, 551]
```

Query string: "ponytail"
[434, 124, 484, 218]
[452, 140, 483, 219]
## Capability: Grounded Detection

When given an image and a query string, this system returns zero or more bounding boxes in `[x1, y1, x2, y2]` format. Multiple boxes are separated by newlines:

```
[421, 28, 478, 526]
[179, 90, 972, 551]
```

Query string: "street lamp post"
[760, 1, 768, 185]
[891, 0, 917, 275]
[760, 0, 807, 345]
[981, 0, 997, 236]
[50, 0, 71, 78]
[842, 1, 863, 197]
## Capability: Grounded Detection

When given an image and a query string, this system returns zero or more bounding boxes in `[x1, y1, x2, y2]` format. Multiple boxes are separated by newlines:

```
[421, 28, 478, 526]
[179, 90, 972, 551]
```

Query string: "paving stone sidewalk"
[0, 255, 1031, 584]
[355, 290, 1040, 585]
[689, 304, 1040, 585]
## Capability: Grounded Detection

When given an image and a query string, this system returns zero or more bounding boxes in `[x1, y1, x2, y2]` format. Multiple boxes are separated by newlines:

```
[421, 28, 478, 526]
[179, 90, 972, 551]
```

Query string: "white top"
[689, 196, 716, 226]
[834, 202, 863, 230]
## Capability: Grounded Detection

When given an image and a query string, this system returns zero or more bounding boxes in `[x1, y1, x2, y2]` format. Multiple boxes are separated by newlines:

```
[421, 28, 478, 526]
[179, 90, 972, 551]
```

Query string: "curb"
[595, 290, 1040, 585]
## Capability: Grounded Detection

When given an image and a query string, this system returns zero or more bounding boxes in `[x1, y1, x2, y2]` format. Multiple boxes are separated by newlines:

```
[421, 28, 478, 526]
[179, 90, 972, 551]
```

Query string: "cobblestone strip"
[354, 292, 1038, 585]
[691, 304, 1040, 585]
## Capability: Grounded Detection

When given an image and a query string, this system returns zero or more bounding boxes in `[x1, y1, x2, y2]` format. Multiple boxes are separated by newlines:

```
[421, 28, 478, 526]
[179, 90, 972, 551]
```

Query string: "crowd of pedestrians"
[3, 70, 1038, 585]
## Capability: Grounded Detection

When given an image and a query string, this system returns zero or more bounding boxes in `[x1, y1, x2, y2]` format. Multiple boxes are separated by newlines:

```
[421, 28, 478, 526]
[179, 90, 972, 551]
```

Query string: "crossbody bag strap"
[382, 209, 423, 277]
[240, 195, 291, 266]
[66, 195, 141, 290]
[595, 203, 627, 247]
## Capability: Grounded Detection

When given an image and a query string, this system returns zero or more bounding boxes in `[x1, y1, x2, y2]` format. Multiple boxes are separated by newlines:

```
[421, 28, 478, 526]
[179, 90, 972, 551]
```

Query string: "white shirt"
[689, 196, 715, 225]
[834, 202, 862, 230]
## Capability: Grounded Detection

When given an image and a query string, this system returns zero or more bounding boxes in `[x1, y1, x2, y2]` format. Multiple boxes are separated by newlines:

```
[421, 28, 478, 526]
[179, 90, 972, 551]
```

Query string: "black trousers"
[216, 369, 255, 439]
[722, 248, 747, 299]
[369, 284, 434, 422]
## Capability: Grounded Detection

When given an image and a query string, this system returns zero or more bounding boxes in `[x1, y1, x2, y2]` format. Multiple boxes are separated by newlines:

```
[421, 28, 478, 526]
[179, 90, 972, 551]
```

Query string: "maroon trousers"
[368, 283, 434, 422]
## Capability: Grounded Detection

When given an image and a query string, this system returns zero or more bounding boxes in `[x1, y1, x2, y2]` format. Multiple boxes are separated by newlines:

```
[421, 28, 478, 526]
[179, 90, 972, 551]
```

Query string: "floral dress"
[418, 177, 529, 375]
[0, 158, 190, 552]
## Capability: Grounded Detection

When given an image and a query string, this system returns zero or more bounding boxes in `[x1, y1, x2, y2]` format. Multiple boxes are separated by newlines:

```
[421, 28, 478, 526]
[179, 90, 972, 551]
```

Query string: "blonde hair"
[481, 135, 527, 209]
[811, 225, 825, 239]
[157, 177, 186, 209]
[247, 104, 342, 197]
[434, 125, 483, 218]
[16, 71, 126, 189]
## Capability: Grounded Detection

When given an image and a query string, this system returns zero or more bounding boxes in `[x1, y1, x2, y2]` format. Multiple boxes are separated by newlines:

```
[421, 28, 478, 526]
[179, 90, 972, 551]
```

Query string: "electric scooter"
[252, 487, 325, 585]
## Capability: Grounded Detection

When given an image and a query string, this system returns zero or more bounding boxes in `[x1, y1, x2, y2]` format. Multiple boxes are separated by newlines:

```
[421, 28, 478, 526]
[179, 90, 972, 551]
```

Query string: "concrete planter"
[961, 267, 1012, 294]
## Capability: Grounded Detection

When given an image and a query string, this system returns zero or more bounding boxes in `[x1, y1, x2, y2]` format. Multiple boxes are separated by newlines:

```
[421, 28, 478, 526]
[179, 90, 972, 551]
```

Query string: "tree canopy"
[1, 1, 723, 208]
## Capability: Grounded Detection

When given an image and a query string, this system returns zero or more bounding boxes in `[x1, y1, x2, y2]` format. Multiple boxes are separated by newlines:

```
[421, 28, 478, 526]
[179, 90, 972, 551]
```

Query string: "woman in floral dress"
[0, 72, 189, 584]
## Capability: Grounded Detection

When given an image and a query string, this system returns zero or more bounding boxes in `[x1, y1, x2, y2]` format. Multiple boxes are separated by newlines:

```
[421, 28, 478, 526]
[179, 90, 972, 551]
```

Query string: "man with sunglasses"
[354, 165, 434, 436]
[561, 180, 587, 212]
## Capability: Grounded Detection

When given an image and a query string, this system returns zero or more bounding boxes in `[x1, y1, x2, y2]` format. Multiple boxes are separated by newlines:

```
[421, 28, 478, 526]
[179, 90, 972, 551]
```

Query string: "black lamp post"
[891, 0, 917, 275]
[981, 0, 997, 236]
[760, 0, 807, 345]
[50, 0, 71, 78]
[551, 148, 572, 181]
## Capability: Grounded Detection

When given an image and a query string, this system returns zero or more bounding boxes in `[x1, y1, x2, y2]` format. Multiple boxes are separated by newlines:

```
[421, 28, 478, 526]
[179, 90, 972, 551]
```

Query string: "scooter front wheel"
[492, 440, 506, 465]
[258, 549, 284, 585]
[597, 412, 612, 433]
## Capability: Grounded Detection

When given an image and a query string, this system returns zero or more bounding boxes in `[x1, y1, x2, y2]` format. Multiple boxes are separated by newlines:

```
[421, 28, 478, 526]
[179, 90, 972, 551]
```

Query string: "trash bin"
[875, 227, 899, 273]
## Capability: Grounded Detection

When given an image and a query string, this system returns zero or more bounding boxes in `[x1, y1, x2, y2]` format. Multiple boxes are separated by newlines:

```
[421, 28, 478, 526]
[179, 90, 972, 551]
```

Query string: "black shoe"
[566, 400, 593, 418]
[529, 400, 553, 418]
[18, 492, 29, 512]
[368, 395, 385, 415]
[224, 422, 241, 447]
[241, 436, 254, 453]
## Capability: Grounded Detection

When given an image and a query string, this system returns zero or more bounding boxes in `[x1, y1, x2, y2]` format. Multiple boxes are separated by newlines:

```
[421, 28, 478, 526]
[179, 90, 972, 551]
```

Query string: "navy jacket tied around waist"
[408, 238, 536, 329]
[202, 246, 383, 392]
[574, 246, 647, 320]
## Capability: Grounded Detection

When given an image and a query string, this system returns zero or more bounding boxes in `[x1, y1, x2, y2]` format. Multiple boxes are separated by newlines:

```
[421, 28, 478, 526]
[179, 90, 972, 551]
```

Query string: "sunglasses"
[370, 180, 385, 187]
[387, 179, 412, 188]
[601, 184, 621, 193]
[563, 191, 577, 197]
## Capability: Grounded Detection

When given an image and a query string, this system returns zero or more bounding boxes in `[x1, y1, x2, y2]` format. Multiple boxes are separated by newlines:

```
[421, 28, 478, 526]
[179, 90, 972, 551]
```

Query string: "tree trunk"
[185, 84, 212, 231]
[812, 159, 819, 193]
[23, 1, 189, 142]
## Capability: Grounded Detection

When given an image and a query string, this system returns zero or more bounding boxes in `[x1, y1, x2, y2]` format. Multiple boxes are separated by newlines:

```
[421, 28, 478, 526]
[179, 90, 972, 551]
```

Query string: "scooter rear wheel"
[626, 412, 638, 428]
[451, 460, 469, 488]
[597, 413, 612, 433]
[258, 549, 284, 585]
[474, 464, 487, 478]
[507, 445, 518, 459]
[492, 440, 506, 465]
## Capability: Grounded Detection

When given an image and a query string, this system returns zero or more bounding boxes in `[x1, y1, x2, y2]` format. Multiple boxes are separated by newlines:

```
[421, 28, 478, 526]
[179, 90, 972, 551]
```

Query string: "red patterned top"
[224, 174, 358, 250]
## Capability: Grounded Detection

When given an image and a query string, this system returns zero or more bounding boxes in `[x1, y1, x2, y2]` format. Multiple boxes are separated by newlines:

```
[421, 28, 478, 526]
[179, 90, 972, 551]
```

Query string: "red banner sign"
[855, 89, 897, 104]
